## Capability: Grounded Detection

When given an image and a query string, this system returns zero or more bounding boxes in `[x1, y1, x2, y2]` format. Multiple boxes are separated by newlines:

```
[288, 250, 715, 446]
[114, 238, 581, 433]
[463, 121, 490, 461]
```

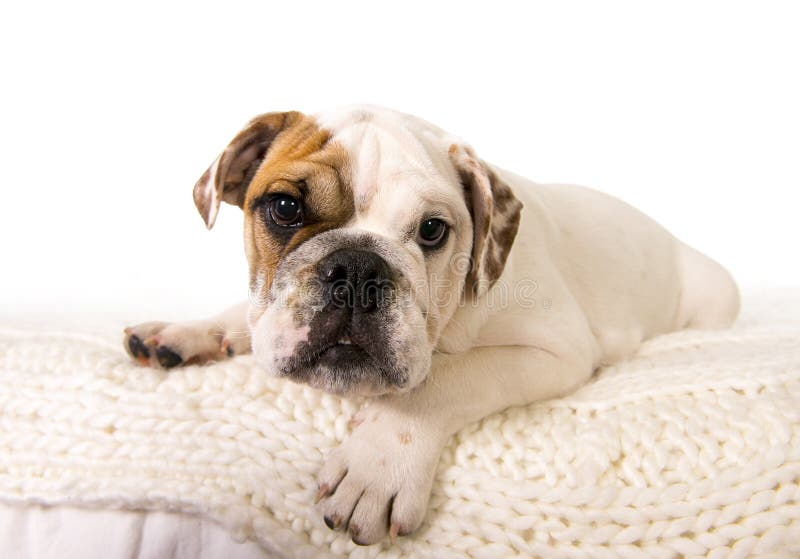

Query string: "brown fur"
[193, 112, 354, 298]
[246, 115, 354, 295]
[193, 112, 304, 227]
[449, 144, 523, 295]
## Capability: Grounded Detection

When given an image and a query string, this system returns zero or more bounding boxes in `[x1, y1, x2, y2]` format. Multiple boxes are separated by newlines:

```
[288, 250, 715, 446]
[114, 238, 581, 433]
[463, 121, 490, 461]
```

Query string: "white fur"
[251, 306, 310, 362]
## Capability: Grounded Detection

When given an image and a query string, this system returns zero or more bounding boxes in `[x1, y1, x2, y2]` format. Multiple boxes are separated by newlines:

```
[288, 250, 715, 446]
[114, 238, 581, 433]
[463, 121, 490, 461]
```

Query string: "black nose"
[317, 249, 393, 313]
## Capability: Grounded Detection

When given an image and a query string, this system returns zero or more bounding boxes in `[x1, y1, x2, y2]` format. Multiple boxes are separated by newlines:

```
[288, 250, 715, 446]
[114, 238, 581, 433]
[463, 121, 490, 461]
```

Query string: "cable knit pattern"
[1, 290, 799, 558]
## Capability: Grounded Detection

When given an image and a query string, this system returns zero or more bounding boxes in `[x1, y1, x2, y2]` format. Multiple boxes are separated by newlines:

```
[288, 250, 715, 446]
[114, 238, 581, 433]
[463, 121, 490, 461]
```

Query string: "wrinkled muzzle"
[249, 230, 431, 396]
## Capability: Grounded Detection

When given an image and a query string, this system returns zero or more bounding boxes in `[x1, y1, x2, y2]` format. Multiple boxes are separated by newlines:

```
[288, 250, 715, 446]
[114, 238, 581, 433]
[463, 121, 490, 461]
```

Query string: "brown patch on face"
[397, 431, 412, 445]
[243, 114, 354, 296]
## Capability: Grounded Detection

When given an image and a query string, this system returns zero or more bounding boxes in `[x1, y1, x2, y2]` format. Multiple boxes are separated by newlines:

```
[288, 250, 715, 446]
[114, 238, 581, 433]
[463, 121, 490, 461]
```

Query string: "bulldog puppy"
[124, 106, 740, 545]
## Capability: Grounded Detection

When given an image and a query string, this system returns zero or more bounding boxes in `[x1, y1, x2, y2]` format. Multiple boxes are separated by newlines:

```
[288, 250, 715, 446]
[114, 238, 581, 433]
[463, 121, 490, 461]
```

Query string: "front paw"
[315, 407, 444, 545]
[123, 320, 248, 369]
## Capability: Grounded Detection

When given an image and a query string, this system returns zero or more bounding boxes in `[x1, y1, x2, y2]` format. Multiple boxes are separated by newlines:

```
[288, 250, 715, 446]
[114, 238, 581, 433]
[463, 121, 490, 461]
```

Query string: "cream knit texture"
[1, 290, 799, 558]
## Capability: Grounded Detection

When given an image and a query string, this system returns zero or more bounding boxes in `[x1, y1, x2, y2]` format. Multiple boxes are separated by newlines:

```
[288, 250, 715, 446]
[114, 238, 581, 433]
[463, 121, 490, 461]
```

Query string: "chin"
[261, 351, 417, 397]
[252, 334, 430, 398]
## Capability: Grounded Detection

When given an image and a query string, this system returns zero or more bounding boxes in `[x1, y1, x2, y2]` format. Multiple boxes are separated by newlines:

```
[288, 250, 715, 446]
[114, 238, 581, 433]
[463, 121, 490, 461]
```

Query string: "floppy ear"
[193, 111, 302, 229]
[449, 143, 523, 297]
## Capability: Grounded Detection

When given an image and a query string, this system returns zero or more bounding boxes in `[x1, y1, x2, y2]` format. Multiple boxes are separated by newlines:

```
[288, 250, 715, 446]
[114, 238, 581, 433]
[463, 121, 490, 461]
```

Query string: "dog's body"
[124, 105, 739, 544]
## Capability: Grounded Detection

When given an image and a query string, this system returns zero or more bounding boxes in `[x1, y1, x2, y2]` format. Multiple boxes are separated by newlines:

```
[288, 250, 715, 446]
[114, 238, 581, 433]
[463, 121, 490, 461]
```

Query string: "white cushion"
[1, 288, 798, 558]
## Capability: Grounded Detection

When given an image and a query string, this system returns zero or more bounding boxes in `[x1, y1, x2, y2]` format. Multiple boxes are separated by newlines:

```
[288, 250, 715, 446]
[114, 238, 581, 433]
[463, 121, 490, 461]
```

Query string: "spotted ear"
[449, 143, 523, 296]
[193, 111, 303, 229]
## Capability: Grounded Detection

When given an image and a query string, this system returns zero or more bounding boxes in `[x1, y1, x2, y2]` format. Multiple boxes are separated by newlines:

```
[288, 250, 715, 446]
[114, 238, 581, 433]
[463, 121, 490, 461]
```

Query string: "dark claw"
[324, 515, 336, 530]
[128, 335, 150, 359]
[350, 525, 369, 546]
[155, 346, 183, 368]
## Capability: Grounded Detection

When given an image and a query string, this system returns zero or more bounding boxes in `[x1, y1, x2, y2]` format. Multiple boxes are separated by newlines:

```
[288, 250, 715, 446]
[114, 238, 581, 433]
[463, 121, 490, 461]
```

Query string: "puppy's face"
[194, 107, 522, 396]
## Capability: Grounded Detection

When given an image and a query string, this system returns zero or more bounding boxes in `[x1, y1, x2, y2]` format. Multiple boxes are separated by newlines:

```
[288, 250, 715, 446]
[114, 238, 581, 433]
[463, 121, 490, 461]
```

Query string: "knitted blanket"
[1, 289, 799, 558]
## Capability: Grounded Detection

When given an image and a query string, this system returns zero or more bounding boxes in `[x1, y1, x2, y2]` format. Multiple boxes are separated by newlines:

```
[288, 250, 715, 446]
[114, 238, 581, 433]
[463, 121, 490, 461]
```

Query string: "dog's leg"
[316, 345, 594, 545]
[123, 301, 251, 368]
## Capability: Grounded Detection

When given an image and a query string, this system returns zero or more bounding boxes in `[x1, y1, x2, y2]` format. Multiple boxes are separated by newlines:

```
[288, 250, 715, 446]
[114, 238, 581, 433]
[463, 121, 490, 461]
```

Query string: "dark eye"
[417, 218, 448, 247]
[268, 195, 302, 226]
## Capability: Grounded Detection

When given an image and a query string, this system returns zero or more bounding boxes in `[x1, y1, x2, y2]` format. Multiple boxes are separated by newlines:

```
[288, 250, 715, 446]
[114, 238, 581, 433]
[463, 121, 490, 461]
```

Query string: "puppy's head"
[194, 106, 522, 396]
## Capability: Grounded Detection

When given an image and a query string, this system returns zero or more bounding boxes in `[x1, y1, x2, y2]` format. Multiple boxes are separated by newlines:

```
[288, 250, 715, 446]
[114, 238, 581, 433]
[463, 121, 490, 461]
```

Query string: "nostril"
[323, 263, 348, 283]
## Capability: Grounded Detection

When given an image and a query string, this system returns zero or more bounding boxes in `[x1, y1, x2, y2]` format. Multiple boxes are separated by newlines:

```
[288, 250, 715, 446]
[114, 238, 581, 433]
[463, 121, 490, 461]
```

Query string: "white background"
[1, 1, 798, 322]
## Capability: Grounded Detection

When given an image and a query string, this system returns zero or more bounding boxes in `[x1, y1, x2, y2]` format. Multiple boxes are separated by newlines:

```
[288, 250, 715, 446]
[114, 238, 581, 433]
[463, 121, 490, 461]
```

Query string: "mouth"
[317, 334, 370, 367]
